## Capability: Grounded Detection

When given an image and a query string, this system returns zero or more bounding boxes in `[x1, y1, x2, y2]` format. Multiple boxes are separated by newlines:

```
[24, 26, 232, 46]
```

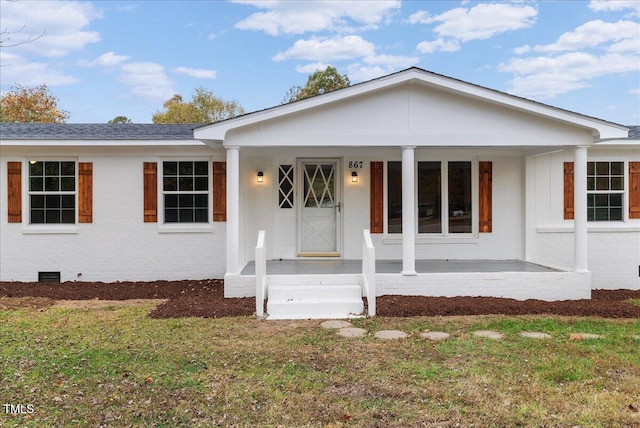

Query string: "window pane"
[595, 162, 609, 175]
[387, 161, 402, 234]
[194, 194, 208, 207]
[46, 195, 61, 208]
[165, 194, 178, 208]
[610, 208, 622, 221]
[62, 195, 75, 209]
[595, 194, 608, 206]
[61, 177, 75, 191]
[46, 210, 60, 223]
[163, 162, 177, 176]
[595, 177, 609, 191]
[165, 209, 178, 223]
[60, 162, 75, 176]
[587, 208, 595, 222]
[595, 208, 609, 221]
[448, 162, 472, 233]
[61, 210, 75, 224]
[179, 209, 193, 222]
[587, 177, 595, 191]
[611, 162, 623, 175]
[610, 193, 622, 207]
[45, 162, 59, 176]
[163, 177, 177, 192]
[194, 209, 208, 222]
[179, 162, 193, 175]
[194, 177, 208, 191]
[45, 177, 59, 191]
[30, 177, 43, 192]
[587, 162, 595, 175]
[31, 195, 44, 208]
[31, 210, 44, 224]
[611, 177, 623, 191]
[194, 161, 208, 175]
[418, 162, 442, 234]
[179, 177, 193, 191]
[30, 161, 43, 176]
[179, 194, 194, 207]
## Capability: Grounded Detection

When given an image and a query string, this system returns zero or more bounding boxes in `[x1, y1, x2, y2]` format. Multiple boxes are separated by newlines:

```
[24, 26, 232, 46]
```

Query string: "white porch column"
[226, 145, 241, 275]
[402, 146, 417, 275]
[574, 146, 588, 273]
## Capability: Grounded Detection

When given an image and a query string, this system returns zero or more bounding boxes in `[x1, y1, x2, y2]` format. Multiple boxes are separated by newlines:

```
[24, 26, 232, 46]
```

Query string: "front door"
[298, 160, 341, 256]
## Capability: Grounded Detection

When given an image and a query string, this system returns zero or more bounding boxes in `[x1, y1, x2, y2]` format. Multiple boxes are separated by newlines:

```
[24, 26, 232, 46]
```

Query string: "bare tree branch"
[0, 23, 46, 48]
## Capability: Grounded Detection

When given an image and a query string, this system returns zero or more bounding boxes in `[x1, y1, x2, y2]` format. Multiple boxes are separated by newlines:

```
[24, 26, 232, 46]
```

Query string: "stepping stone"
[570, 333, 603, 340]
[473, 330, 504, 340]
[337, 327, 367, 338]
[520, 331, 552, 339]
[320, 320, 353, 329]
[374, 330, 409, 340]
[420, 331, 451, 341]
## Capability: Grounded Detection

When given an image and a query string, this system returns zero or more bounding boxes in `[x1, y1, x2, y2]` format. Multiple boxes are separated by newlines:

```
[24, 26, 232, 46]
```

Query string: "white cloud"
[589, 0, 640, 17]
[411, 3, 537, 54]
[630, 88, 640, 94]
[416, 38, 461, 54]
[173, 67, 217, 79]
[499, 18, 640, 99]
[78, 51, 130, 68]
[0, 0, 101, 57]
[273, 35, 376, 62]
[500, 52, 640, 99]
[295, 62, 331, 74]
[533, 20, 640, 53]
[118, 62, 175, 100]
[414, 3, 537, 42]
[234, 0, 400, 35]
[513, 45, 531, 55]
[0, 51, 78, 86]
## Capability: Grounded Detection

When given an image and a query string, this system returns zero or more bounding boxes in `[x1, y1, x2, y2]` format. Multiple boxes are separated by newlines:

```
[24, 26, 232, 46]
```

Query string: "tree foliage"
[0, 84, 70, 123]
[108, 115, 132, 124]
[282, 66, 350, 104]
[152, 88, 244, 124]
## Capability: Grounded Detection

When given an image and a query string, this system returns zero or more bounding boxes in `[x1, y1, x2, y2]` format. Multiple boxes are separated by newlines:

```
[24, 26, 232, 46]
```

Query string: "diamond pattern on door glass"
[278, 165, 294, 208]
[304, 164, 335, 208]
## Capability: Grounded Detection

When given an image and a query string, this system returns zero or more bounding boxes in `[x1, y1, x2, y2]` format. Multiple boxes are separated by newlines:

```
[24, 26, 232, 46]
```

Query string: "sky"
[0, 0, 638, 125]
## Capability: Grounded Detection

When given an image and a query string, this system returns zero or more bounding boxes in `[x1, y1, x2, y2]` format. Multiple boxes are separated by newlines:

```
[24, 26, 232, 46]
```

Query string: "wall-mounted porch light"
[351, 171, 358, 183]
[257, 171, 264, 183]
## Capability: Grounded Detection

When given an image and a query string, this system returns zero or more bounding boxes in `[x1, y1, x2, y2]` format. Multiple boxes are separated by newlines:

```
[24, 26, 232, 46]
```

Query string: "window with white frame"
[29, 161, 76, 224]
[387, 160, 473, 234]
[587, 161, 624, 221]
[162, 161, 209, 223]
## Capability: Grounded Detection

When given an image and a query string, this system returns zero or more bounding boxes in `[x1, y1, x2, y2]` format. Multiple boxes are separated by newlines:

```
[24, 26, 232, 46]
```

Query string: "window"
[587, 161, 623, 221]
[29, 161, 75, 224]
[387, 160, 474, 234]
[163, 161, 209, 223]
[387, 161, 402, 233]
[279, 165, 294, 208]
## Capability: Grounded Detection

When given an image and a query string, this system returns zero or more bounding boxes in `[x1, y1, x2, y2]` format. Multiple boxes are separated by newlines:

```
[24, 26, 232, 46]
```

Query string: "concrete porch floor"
[240, 259, 561, 275]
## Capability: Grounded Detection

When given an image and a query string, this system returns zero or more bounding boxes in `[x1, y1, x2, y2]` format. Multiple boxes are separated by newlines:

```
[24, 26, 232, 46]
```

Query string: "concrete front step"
[266, 283, 364, 320]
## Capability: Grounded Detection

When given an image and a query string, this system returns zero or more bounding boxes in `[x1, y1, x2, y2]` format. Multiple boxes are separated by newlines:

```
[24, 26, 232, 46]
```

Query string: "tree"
[152, 88, 244, 124]
[0, 84, 70, 123]
[282, 66, 350, 103]
[108, 115, 132, 124]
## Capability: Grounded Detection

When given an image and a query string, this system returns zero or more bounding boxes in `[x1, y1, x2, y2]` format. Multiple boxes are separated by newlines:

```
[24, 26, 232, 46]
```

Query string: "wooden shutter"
[630, 162, 640, 219]
[564, 162, 574, 220]
[370, 161, 384, 233]
[78, 162, 93, 223]
[7, 161, 22, 223]
[479, 161, 492, 233]
[212, 161, 226, 222]
[143, 162, 157, 223]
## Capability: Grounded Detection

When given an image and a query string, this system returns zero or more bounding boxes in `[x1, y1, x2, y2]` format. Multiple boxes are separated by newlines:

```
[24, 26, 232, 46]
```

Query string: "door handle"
[336, 202, 342, 213]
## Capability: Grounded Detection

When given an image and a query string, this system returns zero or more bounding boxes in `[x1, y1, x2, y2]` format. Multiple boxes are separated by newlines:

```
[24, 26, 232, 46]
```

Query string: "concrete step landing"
[266, 283, 364, 320]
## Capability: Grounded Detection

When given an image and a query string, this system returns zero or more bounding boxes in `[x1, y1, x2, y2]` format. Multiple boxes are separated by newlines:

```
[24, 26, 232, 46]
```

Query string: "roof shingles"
[0, 123, 196, 140]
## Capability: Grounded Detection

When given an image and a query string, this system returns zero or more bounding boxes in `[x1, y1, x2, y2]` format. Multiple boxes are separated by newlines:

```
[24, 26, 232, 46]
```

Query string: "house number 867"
[348, 161, 363, 169]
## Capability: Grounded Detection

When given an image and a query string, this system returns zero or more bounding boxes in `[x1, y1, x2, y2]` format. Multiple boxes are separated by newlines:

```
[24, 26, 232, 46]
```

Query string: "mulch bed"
[1, 280, 639, 319]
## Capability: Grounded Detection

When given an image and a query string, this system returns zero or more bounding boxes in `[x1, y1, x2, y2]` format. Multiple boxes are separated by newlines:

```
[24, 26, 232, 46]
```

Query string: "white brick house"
[2, 68, 639, 316]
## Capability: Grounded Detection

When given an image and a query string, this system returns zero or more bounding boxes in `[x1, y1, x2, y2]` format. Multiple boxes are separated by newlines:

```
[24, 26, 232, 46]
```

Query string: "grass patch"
[627, 298, 640, 307]
[0, 306, 639, 427]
